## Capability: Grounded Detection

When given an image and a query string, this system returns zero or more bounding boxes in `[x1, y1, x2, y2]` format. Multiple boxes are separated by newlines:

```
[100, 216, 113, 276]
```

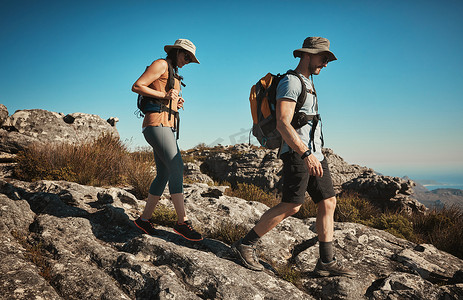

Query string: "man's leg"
[316, 196, 336, 263]
[308, 159, 355, 277]
[233, 202, 302, 271]
[313, 195, 354, 277]
[253, 202, 302, 237]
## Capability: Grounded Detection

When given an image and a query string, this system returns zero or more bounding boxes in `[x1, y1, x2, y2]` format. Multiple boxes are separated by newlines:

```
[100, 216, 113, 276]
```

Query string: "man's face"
[308, 53, 329, 75]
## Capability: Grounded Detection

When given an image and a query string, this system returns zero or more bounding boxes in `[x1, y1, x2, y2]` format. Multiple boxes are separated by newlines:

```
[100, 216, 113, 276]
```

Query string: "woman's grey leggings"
[143, 126, 183, 196]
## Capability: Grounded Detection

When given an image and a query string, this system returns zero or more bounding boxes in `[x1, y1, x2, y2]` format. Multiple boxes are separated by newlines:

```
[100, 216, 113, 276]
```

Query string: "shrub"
[293, 198, 317, 219]
[206, 220, 249, 245]
[150, 204, 178, 227]
[274, 263, 302, 288]
[410, 205, 463, 259]
[370, 213, 415, 240]
[15, 134, 129, 186]
[126, 148, 155, 199]
[225, 182, 279, 208]
[335, 193, 380, 225]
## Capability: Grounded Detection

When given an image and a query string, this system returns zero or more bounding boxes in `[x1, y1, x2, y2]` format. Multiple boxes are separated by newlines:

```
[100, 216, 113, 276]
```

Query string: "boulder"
[342, 172, 427, 214]
[0, 108, 119, 153]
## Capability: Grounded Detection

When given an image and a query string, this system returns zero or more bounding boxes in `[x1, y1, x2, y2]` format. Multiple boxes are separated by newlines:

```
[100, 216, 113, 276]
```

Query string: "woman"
[131, 38, 202, 241]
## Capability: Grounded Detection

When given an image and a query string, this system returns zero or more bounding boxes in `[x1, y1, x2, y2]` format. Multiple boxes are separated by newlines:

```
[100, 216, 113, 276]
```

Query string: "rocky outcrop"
[0, 106, 119, 153]
[342, 172, 427, 214]
[190, 144, 425, 215]
[0, 104, 8, 126]
[1, 178, 462, 299]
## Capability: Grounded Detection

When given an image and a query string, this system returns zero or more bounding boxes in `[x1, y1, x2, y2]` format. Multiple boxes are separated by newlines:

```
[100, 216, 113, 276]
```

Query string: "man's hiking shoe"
[231, 239, 264, 271]
[313, 258, 355, 278]
[173, 220, 203, 241]
[134, 217, 158, 235]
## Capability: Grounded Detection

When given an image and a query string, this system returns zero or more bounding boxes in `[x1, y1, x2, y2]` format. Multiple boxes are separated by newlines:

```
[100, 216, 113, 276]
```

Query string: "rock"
[197, 144, 283, 190]
[1, 178, 462, 299]
[0, 104, 8, 126]
[342, 172, 427, 214]
[0, 108, 119, 153]
[184, 162, 214, 185]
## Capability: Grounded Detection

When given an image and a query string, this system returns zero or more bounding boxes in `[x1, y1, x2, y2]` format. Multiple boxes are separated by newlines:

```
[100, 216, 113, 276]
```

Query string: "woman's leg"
[143, 126, 186, 219]
[140, 193, 161, 220]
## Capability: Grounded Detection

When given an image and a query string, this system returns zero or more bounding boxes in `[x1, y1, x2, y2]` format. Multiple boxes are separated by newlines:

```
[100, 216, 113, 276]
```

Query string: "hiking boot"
[134, 217, 158, 235]
[313, 258, 355, 278]
[231, 239, 264, 271]
[173, 220, 203, 241]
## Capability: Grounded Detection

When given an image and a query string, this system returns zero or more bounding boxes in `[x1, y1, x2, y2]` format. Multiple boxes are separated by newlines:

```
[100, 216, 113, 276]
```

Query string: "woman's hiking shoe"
[313, 258, 355, 278]
[134, 217, 158, 235]
[231, 239, 264, 271]
[173, 220, 203, 241]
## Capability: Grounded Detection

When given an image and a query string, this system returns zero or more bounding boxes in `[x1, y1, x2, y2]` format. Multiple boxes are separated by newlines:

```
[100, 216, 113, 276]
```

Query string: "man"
[232, 37, 355, 277]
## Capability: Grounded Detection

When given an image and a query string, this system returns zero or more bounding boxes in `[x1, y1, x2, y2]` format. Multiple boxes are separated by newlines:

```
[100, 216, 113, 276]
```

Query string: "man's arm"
[276, 99, 323, 177]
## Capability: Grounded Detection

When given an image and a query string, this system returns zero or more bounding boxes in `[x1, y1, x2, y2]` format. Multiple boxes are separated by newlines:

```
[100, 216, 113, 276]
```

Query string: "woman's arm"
[132, 59, 178, 101]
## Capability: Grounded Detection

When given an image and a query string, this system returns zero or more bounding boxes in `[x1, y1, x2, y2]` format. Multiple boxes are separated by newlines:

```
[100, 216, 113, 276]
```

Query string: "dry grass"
[126, 148, 155, 199]
[410, 205, 463, 259]
[206, 220, 249, 245]
[225, 182, 279, 208]
[15, 134, 129, 186]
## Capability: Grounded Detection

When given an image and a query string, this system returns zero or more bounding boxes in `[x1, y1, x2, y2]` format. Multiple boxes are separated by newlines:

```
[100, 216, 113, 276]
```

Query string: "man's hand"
[304, 154, 323, 177]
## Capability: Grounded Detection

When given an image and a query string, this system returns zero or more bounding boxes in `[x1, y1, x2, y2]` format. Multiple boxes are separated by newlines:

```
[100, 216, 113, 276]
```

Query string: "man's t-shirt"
[276, 72, 324, 161]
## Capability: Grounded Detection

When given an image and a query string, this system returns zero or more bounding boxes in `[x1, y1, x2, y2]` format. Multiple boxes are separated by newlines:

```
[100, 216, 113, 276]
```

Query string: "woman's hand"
[164, 89, 179, 101]
[177, 97, 185, 110]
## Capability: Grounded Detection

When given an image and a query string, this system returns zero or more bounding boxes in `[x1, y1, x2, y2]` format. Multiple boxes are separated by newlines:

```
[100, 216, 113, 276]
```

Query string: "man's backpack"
[249, 70, 307, 150]
[136, 62, 175, 117]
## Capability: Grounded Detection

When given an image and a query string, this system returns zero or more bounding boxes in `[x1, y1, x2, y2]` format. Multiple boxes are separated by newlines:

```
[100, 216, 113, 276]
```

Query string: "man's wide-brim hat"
[293, 36, 337, 62]
[164, 38, 200, 64]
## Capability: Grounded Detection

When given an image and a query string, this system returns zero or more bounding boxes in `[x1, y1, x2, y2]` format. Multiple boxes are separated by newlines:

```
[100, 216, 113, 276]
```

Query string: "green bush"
[151, 204, 178, 227]
[335, 193, 380, 225]
[370, 213, 415, 240]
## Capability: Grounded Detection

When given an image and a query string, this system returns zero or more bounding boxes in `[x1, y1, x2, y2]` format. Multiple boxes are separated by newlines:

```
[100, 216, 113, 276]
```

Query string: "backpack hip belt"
[142, 96, 181, 139]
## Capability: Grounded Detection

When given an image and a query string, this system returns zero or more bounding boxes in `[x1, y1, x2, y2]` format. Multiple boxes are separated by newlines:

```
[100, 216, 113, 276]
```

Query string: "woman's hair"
[166, 49, 180, 74]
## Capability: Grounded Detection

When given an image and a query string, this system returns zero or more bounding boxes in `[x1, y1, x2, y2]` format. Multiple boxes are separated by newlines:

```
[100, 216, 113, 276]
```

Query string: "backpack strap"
[286, 70, 307, 114]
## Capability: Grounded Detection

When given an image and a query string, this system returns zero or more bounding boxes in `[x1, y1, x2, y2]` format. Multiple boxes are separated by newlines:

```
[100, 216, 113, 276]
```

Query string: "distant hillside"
[413, 182, 463, 209]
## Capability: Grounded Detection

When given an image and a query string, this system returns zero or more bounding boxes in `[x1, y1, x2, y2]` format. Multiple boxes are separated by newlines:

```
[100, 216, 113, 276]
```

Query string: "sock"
[242, 229, 260, 246]
[319, 241, 334, 263]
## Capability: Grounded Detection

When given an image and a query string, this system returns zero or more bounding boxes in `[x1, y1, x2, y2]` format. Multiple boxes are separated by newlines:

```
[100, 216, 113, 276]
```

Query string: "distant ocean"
[422, 184, 463, 191]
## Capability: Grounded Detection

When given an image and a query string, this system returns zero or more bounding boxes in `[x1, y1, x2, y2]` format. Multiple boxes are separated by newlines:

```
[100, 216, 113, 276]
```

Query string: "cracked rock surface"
[1, 178, 462, 299]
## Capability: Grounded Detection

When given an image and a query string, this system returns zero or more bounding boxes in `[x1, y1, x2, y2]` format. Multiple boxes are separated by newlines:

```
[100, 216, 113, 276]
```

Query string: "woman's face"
[177, 51, 192, 68]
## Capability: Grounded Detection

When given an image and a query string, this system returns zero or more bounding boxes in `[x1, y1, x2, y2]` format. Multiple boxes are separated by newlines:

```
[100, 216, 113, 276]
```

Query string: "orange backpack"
[249, 70, 307, 149]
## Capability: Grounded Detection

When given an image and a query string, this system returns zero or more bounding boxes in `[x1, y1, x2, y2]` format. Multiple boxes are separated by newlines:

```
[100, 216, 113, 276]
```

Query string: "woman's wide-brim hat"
[293, 36, 337, 62]
[164, 39, 200, 64]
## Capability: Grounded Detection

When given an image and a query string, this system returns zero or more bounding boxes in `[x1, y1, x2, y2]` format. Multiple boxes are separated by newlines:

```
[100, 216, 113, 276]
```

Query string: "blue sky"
[1, 0, 462, 181]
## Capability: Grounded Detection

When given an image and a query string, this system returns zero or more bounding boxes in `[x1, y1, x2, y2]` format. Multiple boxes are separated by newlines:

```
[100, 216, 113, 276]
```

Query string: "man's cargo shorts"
[281, 151, 336, 204]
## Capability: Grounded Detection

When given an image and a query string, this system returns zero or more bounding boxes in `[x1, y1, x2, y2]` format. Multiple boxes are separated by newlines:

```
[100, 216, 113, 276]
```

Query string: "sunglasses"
[183, 52, 192, 63]
[322, 55, 329, 65]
